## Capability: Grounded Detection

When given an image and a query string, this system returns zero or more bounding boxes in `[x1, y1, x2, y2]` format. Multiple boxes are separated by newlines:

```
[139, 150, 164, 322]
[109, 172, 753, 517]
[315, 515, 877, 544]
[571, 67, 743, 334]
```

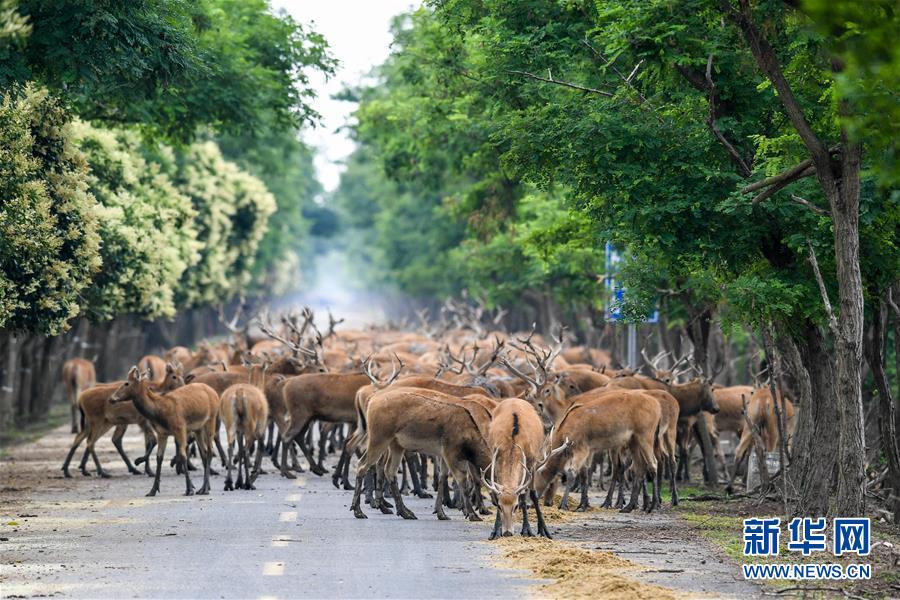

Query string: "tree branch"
[741, 146, 840, 195]
[704, 54, 753, 177]
[749, 165, 815, 205]
[807, 241, 839, 337]
[790, 194, 831, 217]
[507, 70, 614, 97]
[720, 0, 833, 180]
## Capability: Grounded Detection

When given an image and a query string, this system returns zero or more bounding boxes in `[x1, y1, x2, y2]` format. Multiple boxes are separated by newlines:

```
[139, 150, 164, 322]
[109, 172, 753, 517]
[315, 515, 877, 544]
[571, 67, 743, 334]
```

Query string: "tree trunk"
[864, 294, 900, 523]
[785, 322, 840, 516]
[829, 137, 866, 517]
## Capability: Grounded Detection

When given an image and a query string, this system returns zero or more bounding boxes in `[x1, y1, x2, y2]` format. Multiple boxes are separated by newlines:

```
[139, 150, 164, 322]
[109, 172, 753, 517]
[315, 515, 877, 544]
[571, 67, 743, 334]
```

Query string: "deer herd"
[59, 302, 796, 540]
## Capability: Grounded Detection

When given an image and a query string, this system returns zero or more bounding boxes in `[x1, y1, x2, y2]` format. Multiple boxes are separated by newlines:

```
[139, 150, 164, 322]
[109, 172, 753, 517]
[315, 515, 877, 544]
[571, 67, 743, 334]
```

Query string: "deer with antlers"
[533, 388, 662, 513]
[483, 398, 551, 539]
[62, 357, 96, 433]
[110, 366, 219, 496]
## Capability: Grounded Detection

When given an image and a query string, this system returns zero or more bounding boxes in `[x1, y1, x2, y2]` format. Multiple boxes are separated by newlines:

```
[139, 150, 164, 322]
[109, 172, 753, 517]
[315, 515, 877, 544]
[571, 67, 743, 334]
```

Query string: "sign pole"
[627, 322, 637, 369]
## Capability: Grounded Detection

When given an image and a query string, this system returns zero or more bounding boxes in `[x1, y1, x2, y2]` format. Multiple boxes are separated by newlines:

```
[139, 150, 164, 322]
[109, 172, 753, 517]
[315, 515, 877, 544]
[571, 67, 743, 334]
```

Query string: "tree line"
[0, 1, 335, 432]
[333, 0, 898, 519]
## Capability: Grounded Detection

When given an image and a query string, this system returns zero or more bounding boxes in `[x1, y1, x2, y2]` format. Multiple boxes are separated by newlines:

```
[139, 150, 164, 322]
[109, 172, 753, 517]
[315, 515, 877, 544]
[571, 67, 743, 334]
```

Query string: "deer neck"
[131, 382, 170, 430]
[670, 380, 702, 417]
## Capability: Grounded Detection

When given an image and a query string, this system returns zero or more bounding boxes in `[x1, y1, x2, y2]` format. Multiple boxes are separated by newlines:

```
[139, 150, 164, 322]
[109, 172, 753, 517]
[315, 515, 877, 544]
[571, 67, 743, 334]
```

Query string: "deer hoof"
[353, 508, 368, 519]
[398, 509, 417, 520]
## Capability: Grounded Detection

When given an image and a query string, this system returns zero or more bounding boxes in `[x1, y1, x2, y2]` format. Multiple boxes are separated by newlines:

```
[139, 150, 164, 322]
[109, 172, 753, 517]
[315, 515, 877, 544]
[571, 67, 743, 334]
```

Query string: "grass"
[0, 402, 68, 457]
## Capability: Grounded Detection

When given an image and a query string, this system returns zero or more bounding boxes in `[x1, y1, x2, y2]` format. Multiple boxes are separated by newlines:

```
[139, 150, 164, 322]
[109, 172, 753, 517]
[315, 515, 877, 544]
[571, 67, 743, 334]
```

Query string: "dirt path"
[1, 424, 763, 598]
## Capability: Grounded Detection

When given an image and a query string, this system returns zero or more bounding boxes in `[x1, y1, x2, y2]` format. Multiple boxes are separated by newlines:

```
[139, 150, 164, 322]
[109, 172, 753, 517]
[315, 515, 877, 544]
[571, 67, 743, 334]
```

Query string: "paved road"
[1, 425, 533, 599]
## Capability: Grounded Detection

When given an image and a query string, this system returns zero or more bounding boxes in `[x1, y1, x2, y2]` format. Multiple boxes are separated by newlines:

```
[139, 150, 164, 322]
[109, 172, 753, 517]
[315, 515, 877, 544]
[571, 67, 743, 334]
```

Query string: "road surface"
[1, 424, 764, 599]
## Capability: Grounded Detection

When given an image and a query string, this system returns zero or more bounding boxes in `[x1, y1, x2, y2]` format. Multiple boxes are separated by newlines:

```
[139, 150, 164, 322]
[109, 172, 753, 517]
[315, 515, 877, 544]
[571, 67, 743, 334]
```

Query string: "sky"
[272, 0, 418, 194]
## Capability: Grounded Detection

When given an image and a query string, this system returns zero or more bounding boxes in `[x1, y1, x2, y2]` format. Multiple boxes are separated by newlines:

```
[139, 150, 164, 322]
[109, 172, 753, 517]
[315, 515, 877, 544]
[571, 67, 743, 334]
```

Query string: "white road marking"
[292, 477, 306, 487]
[262, 562, 284, 576]
[286, 493, 302, 502]
[279, 511, 297, 522]
[258, 596, 278, 600]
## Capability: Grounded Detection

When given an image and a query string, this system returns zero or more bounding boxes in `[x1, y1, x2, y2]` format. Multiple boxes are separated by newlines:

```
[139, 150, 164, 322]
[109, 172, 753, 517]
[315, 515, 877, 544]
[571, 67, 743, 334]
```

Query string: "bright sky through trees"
[273, 0, 416, 193]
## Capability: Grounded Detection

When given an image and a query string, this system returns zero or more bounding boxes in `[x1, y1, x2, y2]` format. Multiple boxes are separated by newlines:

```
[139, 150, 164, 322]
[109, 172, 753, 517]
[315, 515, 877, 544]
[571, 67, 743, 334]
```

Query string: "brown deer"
[725, 389, 796, 492]
[60, 363, 186, 479]
[533, 389, 661, 513]
[349, 388, 491, 521]
[138, 354, 167, 386]
[62, 358, 96, 433]
[220, 362, 269, 491]
[279, 370, 373, 478]
[482, 398, 551, 539]
[110, 366, 219, 496]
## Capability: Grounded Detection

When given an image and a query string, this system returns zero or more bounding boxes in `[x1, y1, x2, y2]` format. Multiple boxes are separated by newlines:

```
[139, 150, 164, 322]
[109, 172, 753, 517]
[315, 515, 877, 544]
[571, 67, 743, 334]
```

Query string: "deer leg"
[520, 493, 534, 537]
[297, 421, 326, 476]
[315, 423, 329, 473]
[399, 455, 410, 495]
[407, 453, 431, 498]
[447, 461, 480, 521]
[214, 428, 228, 469]
[386, 444, 416, 520]
[559, 469, 577, 510]
[87, 432, 112, 478]
[489, 505, 502, 540]
[373, 457, 393, 513]
[364, 468, 375, 505]
[432, 456, 440, 491]
[432, 460, 450, 520]
[147, 434, 167, 497]
[176, 429, 195, 496]
[270, 435, 281, 469]
[543, 479, 557, 506]
[196, 432, 212, 495]
[79, 446, 92, 476]
[341, 444, 354, 490]
[669, 455, 679, 506]
[264, 420, 274, 454]
[278, 424, 301, 479]
[140, 430, 157, 477]
[110, 424, 140, 475]
[70, 402, 79, 434]
[235, 433, 246, 490]
[245, 437, 260, 489]
[419, 452, 429, 491]
[576, 467, 591, 512]
[224, 433, 236, 491]
[333, 444, 349, 489]
[530, 490, 552, 539]
[62, 428, 89, 478]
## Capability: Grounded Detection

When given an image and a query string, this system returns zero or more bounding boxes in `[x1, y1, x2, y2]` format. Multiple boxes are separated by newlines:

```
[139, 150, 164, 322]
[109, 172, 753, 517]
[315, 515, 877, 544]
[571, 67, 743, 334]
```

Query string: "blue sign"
[604, 241, 658, 323]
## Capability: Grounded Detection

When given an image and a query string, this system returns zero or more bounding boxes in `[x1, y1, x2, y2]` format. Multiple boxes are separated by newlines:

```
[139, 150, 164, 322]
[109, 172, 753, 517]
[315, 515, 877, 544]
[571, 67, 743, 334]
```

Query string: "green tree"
[0, 85, 101, 334]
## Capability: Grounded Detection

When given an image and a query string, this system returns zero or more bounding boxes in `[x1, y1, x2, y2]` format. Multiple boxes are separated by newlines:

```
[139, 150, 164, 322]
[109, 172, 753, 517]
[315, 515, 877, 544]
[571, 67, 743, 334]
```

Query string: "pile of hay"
[493, 537, 678, 600]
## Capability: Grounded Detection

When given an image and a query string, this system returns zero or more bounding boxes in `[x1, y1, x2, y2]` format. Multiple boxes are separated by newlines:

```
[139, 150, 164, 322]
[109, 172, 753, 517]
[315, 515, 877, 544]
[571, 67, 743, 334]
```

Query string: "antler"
[217, 295, 248, 335]
[326, 310, 345, 338]
[363, 353, 405, 389]
[255, 310, 317, 359]
[472, 336, 506, 376]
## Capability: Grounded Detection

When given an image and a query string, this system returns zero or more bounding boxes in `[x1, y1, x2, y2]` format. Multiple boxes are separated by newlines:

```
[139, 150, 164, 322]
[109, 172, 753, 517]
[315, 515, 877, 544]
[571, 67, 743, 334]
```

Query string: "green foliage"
[336, 0, 898, 338]
[0, 0, 29, 44]
[2, 0, 336, 141]
[216, 126, 321, 296]
[71, 122, 200, 321]
[0, 85, 101, 335]
[171, 141, 277, 307]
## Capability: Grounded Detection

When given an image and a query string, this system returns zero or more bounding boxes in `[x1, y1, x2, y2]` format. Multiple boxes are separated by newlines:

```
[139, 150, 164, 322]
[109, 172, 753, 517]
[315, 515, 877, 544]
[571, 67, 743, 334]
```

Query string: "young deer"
[220, 362, 269, 491]
[110, 366, 219, 496]
[60, 363, 185, 479]
[62, 358, 96, 433]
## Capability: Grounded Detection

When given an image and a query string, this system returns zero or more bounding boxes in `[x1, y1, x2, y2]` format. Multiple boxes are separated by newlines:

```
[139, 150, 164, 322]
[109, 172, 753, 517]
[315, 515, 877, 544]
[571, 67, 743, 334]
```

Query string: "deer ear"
[142, 368, 152, 380]
[165, 363, 175, 374]
[127, 366, 139, 379]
